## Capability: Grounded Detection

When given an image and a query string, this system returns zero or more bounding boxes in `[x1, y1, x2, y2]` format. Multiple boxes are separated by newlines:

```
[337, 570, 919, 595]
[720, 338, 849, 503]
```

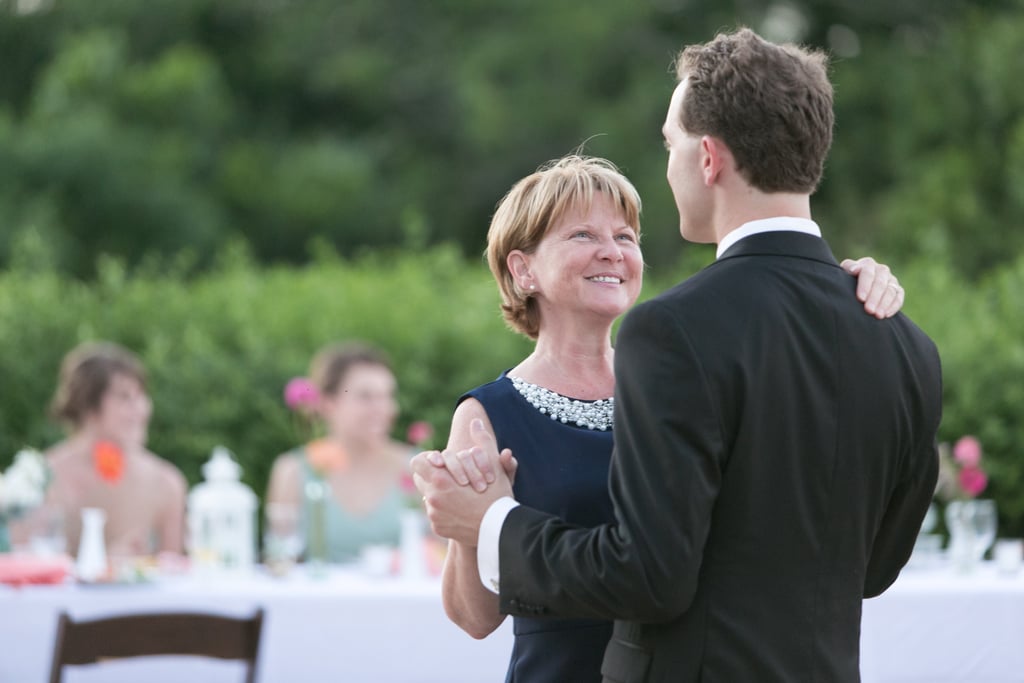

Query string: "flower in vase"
[400, 420, 433, 510]
[399, 471, 424, 511]
[936, 435, 988, 501]
[958, 465, 988, 498]
[284, 377, 320, 413]
[0, 448, 51, 520]
[953, 436, 982, 468]
[283, 376, 324, 447]
[305, 439, 347, 475]
[406, 421, 434, 448]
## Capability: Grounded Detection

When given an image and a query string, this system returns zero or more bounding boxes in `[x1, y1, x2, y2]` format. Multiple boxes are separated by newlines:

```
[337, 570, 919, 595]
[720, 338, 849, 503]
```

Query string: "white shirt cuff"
[477, 496, 519, 594]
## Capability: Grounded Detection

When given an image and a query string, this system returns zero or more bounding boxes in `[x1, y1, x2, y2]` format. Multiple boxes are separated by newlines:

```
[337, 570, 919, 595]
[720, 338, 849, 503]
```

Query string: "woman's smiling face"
[519, 191, 643, 327]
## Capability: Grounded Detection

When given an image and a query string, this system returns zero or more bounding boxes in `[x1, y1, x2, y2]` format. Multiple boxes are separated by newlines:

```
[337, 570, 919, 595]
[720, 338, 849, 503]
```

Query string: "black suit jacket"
[498, 232, 942, 683]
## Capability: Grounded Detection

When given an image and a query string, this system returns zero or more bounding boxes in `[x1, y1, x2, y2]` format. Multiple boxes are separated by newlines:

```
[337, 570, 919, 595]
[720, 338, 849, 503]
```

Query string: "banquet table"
[860, 561, 1024, 683]
[0, 565, 514, 683]
[1, 561, 1022, 682]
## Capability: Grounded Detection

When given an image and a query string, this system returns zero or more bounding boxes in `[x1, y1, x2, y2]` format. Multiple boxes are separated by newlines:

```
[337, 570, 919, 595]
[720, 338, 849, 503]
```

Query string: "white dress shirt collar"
[715, 216, 821, 259]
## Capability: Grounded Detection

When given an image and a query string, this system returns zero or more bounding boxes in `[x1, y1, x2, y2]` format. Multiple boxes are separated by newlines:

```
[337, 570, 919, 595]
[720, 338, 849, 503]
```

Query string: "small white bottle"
[76, 507, 108, 582]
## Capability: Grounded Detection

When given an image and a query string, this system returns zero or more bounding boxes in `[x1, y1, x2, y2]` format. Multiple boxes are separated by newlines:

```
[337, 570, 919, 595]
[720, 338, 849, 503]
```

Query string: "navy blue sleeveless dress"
[461, 371, 615, 683]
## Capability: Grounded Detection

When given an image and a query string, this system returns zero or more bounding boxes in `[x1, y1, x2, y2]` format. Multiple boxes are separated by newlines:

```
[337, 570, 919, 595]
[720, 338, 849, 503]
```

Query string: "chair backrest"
[48, 608, 264, 683]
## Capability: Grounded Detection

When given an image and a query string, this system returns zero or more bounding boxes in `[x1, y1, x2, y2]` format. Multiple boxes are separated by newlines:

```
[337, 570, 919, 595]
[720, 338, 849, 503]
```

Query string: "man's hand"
[412, 419, 515, 546]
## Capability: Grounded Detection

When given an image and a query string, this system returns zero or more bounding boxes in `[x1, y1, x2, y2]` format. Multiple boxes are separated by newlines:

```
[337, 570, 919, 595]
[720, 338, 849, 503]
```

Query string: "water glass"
[908, 533, 943, 571]
[945, 499, 998, 573]
[969, 499, 998, 562]
[29, 505, 67, 558]
[263, 503, 304, 577]
[994, 538, 1023, 576]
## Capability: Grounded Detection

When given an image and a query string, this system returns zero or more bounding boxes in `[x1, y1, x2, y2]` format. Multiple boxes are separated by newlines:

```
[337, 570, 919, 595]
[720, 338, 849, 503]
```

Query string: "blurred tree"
[0, 0, 1021, 277]
[820, 1, 1024, 277]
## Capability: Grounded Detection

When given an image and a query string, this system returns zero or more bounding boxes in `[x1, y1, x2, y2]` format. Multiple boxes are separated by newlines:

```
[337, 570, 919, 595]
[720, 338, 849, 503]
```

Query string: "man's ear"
[701, 135, 729, 186]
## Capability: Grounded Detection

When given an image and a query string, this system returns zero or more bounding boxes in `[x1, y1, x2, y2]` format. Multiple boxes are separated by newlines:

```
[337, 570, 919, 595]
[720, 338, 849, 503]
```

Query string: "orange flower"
[93, 441, 124, 484]
[305, 439, 347, 474]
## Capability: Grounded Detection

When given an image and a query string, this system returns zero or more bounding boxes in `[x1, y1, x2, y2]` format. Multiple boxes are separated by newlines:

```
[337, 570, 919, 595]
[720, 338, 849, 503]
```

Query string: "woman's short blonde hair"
[486, 155, 642, 339]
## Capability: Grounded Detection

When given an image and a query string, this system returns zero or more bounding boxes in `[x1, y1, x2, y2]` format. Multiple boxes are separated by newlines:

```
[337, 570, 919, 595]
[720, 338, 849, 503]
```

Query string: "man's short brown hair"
[674, 27, 834, 193]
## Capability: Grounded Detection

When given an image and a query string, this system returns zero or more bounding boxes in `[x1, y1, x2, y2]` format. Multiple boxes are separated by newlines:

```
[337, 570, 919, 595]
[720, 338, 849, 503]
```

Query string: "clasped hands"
[411, 419, 517, 546]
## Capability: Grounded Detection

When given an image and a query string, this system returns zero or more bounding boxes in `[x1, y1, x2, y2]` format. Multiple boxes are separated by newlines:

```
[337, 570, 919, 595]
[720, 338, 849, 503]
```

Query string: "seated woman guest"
[266, 342, 414, 563]
[13, 341, 187, 558]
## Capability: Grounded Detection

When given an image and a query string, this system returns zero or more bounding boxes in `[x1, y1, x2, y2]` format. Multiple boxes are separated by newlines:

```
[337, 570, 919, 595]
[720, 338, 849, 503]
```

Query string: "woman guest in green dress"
[266, 342, 413, 563]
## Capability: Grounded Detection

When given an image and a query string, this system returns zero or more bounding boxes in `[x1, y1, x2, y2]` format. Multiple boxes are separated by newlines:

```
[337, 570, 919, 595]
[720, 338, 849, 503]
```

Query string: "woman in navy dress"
[431, 155, 905, 682]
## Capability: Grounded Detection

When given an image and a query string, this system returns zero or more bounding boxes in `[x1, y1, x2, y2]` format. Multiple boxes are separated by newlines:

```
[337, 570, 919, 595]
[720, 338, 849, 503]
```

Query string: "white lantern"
[187, 446, 257, 573]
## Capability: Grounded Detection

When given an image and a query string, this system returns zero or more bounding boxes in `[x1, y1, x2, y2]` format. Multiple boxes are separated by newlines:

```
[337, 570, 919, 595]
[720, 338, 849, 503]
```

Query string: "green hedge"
[2, 244, 1023, 537]
[898, 253, 1024, 537]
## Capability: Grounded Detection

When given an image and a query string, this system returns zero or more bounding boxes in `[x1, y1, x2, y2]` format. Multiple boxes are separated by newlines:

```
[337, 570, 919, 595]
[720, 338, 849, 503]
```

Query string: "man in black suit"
[413, 28, 941, 682]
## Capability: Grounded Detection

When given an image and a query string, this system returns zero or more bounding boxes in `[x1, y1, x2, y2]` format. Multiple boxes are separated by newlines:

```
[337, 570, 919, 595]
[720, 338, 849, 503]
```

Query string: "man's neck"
[715, 217, 821, 259]
[712, 192, 812, 246]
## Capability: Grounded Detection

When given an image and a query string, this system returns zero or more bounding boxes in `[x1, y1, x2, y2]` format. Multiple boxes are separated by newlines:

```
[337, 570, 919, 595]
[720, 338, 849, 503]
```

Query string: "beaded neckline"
[509, 375, 614, 431]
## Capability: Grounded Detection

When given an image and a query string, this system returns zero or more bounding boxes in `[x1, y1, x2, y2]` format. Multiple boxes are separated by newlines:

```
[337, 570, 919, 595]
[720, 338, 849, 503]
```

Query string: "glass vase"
[945, 499, 997, 573]
[304, 478, 329, 578]
[0, 517, 9, 553]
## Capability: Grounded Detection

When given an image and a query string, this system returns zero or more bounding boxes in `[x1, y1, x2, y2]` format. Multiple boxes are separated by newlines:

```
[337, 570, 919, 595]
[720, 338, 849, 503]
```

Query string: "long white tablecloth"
[861, 562, 1024, 683]
[0, 566, 514, 683]
[2, 562, 1022, 682]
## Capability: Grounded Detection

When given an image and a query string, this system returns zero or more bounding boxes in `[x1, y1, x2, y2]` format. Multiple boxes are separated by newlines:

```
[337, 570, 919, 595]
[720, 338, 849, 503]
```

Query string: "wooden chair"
[48, 608, 264, 683]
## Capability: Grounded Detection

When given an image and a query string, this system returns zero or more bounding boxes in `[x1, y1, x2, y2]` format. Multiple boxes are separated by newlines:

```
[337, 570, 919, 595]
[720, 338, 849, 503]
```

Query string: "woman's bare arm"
[437, 399, 507, 638]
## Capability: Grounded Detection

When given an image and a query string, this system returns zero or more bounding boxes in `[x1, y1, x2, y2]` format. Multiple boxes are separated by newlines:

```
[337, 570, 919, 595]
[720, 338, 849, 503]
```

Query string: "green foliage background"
[3, 244, 1023, 537]
[2, 0, 1024, 538]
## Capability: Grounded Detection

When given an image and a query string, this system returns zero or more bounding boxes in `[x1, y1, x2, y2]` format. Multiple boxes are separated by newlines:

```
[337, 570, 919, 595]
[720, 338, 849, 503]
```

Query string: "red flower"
[958, 465, 988, 498]
[93, 441, 124, 484]
[936, 434, 990, 502]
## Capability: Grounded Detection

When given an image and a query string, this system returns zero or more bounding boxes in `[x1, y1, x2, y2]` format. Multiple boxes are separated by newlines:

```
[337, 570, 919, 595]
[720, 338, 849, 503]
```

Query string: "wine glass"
[263, 503, 304, 577]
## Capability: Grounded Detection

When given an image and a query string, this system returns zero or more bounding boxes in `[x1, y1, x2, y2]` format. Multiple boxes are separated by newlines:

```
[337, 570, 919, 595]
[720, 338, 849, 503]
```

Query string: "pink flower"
[284, 377, 320, 411]
[958, 465, 988, 497]
[953, 435, 982, 468]
[406, 420, 434, 446]
[398, 470, 423, 510]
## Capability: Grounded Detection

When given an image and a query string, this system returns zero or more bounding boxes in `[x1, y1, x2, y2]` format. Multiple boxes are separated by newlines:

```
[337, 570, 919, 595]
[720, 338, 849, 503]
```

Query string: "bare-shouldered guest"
[12, 341, 186, 558]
